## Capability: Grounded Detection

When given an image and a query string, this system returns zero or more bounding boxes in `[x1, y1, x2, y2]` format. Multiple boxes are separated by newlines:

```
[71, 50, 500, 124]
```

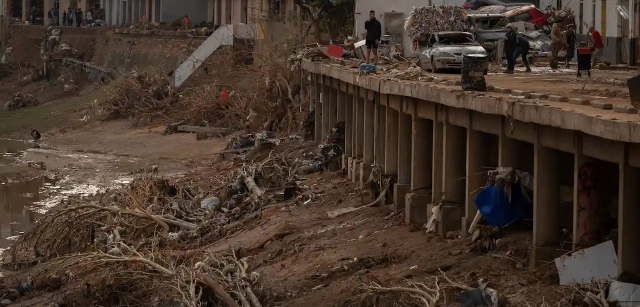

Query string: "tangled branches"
[101, 72, 176, 121]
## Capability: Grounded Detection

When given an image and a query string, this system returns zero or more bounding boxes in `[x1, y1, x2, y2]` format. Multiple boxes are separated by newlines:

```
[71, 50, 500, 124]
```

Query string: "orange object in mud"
[220, 87, 229, 103]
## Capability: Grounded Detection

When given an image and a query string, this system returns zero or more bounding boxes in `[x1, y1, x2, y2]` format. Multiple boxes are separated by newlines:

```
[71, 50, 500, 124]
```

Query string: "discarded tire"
[461, 54, 488, 91]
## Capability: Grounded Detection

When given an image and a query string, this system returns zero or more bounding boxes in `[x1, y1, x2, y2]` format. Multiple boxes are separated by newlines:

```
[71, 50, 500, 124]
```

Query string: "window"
[592, 0, 596, 27]
[579, 0, 584, 34]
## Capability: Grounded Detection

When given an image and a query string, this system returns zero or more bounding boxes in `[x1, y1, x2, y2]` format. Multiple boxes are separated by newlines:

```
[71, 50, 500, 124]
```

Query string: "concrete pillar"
[499, 118, 516, 167]
[572, 135, 594, 249]
[618, 160, 640, 275]
[442, 122, 466, 205]
[385, 97, 399, 176]
[465, 124, 491, 230]
[355, 91, 364, 158]
[531, 126, 560, 268]
[344, 88, 353, 170]
[313, 75, 322, 143]
[352, 88, 365, 183]
[337, 86, 346, 122]
[321, 78, 330, 142]
[629, 0, 636, 65]
[44, 0, 52, 25]
[394, 99, 412, 212]
[361, 91, 375, 186]
[432, 111, 444, 204]
[375, 96, 386, 166]
[406, 99, 433, 225]
[22, 0, 30, 22]
[329, 85, 337, 130]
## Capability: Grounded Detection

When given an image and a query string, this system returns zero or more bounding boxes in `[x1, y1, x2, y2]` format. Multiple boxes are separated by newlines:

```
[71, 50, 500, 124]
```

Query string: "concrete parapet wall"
[301, 60, 640, 144]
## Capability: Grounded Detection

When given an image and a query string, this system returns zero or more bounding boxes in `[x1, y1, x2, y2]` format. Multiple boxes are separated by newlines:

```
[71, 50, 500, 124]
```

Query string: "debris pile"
[2, 92, 39, 110]
[0, 167, 281, 305]
[545, 7, 576, 28]
[101, 72, 175, 121]
[404, 6, 467, 42]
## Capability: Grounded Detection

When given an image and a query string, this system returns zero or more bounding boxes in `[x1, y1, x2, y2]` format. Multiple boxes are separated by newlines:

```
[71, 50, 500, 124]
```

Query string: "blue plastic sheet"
[474, 184, 527, 228]
[359, 64, 376, 74]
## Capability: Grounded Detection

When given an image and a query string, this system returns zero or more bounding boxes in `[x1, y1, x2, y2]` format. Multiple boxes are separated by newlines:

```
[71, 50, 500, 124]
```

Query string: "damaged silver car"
[418, 31, 488, 74]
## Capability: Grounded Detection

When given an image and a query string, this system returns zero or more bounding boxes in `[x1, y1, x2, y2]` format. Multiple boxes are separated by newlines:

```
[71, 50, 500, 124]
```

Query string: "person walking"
[75, 8, 82, 27]
[364, 10, 382, 64]
[62, 10, 67, 26]
[589, 26, 606, 66]
[513, 33, 532, 72]
[53, 7, 59, 26]
[504, 23, 518, 74]
[67, 8, 73, 26]
[47, 8, 53, 25]
[182, 15, 191, 30]
[564, 24, 577, 67]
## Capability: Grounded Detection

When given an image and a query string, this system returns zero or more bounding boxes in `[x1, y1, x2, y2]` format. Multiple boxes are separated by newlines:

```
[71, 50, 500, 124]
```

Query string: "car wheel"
[431, 58, 439, 73]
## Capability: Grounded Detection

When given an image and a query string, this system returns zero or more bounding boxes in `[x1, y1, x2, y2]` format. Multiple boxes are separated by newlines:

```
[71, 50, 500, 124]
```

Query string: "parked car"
[417, 31, 488, 74]
[465, 13, 511, 57]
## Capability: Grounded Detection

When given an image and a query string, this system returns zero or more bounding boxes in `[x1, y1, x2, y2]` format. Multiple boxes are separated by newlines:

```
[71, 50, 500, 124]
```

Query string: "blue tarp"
[474, 184, 527, 228]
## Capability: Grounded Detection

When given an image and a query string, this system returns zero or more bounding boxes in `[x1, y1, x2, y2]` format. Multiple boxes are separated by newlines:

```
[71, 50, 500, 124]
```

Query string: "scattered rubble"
[404, 6, 467, 42]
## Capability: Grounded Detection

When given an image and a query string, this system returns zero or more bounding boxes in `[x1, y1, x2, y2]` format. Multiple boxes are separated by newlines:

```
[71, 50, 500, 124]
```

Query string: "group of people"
[503, 23, 607, 74]
[44, 7, 93, 27]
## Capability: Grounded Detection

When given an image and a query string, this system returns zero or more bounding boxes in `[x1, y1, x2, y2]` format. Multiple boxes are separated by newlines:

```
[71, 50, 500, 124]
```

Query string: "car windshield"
[437, 33, 477, 45]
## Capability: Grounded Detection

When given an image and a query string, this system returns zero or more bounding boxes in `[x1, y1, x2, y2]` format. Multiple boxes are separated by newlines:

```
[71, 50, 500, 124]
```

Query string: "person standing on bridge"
[364, 10, 382, 64]
[504, 23, 518, 74]
[53, 7, 59, 26]
[182, 15, 191, 30]
[589, 26, 607, 67]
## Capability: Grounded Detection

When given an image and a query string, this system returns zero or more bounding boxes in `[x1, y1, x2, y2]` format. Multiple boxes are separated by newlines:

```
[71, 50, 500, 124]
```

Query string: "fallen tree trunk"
[243, 176, 263, 200]
[202, 274, 240, 307]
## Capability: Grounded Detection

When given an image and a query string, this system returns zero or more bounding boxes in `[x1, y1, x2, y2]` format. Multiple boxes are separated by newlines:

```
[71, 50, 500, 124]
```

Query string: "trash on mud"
[608, 281, 640, 306]
[474, 167, 533, 228]
[27, 161, 46, 170]
[3, 92, 39, 111]
[458, 279, 499, 307]
[555, 240, 618, 286]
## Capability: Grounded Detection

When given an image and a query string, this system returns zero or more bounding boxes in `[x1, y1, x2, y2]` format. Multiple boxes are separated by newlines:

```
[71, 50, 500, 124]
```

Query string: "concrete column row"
[311, 74, 640, 276]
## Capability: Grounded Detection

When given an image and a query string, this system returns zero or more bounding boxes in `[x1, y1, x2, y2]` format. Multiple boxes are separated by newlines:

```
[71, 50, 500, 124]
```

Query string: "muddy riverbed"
[0, 138, 142, 251]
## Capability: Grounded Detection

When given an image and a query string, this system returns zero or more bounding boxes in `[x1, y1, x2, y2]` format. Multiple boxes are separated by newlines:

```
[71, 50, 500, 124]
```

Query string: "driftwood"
[327, 178, 391, 218]
[243, 175, 263, 200]
[202, 274, 240, 307]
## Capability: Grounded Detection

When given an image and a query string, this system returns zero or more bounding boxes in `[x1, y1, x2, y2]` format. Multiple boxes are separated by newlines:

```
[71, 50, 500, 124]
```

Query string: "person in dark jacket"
[565, 24, 577, 68]
[513, 33, 532, 72]
[364, 10, 382, 64]
[504, 23, 518, 74]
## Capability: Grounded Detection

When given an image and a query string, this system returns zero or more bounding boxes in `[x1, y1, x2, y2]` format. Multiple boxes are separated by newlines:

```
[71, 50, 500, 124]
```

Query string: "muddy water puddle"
[0, 176, 57, 249]
[0, 139, 31, 165]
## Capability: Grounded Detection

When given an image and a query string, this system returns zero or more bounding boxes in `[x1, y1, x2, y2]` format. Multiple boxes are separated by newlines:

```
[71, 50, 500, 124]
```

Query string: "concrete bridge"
[301, 59, 640, 275]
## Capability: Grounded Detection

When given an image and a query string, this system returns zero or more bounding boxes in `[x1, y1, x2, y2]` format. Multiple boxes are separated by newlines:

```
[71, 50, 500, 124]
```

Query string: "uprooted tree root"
[338, 270, 477, 307]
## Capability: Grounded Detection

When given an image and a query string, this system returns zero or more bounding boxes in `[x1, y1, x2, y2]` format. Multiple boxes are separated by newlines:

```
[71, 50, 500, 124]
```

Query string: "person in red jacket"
[588, 26, 607, 66]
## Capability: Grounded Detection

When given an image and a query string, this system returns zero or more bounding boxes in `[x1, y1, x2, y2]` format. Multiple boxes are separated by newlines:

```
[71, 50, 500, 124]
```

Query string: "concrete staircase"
[171, 25, 235, 89]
